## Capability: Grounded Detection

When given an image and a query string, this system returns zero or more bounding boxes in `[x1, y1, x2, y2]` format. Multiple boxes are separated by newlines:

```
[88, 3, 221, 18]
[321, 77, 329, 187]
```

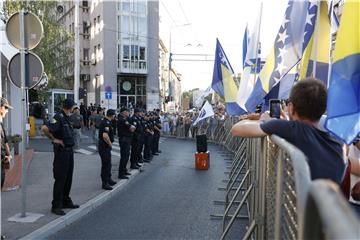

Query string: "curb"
[19, 168, 142, 240]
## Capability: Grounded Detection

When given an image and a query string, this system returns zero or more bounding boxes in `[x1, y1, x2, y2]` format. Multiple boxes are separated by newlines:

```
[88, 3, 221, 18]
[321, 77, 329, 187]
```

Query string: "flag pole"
[253, 2, 263, 85]
[327, 0, 335, 89]
[312, 1, 321, 78]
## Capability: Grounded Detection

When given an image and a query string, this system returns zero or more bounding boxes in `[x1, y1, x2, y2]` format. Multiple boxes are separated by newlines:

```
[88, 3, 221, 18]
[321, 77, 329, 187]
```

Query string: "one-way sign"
[105, 92, 112, 100]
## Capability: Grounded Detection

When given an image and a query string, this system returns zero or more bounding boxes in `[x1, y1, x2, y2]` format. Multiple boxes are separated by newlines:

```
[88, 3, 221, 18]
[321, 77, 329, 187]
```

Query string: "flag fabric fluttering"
[299, 1, 330, 86]
[237, 3, 262, 111]
[242, 24, 249, 69]
[212, 39, 245, 116]
[327, 0, 340, 34]
[194, 85, 214, 108]
[325, 1, 360, 144]
[193, 101, 215, 126]
[245, 1, 318, 112]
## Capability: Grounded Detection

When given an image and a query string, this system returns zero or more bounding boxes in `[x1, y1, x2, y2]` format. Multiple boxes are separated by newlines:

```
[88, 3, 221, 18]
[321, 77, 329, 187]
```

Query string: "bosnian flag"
[193, 101, 215, 126]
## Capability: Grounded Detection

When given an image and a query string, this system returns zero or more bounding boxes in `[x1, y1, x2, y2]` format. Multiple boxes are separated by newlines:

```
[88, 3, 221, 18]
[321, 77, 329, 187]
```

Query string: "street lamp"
[168, 22, 191, 107]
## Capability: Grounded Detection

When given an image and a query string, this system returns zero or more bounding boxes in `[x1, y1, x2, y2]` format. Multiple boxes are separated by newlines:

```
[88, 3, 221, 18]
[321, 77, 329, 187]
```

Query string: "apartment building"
[57, 0, 159, 110]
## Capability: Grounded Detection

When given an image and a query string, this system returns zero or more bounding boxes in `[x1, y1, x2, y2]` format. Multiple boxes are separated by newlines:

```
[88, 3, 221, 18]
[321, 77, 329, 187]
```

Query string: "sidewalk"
[1, 149, 141, 239]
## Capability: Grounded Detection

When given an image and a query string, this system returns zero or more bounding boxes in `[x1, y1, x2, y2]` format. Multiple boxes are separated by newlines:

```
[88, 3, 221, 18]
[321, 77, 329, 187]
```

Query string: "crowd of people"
[156, 109, 227, 138]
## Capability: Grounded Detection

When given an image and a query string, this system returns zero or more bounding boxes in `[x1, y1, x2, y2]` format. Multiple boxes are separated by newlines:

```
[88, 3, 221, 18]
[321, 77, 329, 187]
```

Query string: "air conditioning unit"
[86, 20, 91, 28]
[91, 58, 96, 65]
[83, 75, 90, 81]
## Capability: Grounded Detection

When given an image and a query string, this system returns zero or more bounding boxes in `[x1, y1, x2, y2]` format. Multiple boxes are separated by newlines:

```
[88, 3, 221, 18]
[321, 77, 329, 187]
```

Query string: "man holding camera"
[231, 78, 345, 184]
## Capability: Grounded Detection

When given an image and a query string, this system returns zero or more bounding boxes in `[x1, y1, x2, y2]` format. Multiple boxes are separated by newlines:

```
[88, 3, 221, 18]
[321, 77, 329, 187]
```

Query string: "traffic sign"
[105, 85, 112, 93]
[6, 11, 43, 50]
[105, 92, 112, 100]
[7, 52, 43, 89]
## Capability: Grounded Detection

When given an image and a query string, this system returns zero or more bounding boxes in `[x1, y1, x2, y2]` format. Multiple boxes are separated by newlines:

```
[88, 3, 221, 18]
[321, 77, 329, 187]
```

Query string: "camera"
[269, 99, 281, 119]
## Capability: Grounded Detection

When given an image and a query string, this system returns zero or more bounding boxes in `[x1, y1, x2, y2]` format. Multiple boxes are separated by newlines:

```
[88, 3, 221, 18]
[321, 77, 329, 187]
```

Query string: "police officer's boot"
[102, 182, 113, 190]
[108, 179, 117, 186]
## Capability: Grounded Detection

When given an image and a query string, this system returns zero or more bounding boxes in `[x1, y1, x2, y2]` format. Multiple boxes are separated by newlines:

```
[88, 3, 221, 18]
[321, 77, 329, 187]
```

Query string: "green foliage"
[0, 1, 74, 102]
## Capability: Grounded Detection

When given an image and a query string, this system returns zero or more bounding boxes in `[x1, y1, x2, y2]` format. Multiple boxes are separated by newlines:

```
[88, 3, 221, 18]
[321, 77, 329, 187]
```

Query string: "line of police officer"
[42, 98, 162, 215]
[100, 107, 162, 190]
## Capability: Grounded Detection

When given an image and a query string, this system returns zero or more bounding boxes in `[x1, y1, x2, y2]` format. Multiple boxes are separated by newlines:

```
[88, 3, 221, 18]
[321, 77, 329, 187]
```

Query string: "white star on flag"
[308, 0, 317, 10]
[275, 61, 287, 74]
[306, 13, 315, 26]
[277, 29, 288, 44]
[273, 77, 281, 84]
[278, 47, 288, 59]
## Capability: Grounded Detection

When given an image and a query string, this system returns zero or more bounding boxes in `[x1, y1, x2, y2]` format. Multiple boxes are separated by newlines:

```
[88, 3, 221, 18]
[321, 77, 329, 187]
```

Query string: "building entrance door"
[120, 95, 136, 109]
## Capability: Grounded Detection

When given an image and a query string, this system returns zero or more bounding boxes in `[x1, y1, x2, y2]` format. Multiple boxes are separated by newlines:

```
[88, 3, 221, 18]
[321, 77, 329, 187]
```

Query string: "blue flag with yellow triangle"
[212, 39, 245, 116]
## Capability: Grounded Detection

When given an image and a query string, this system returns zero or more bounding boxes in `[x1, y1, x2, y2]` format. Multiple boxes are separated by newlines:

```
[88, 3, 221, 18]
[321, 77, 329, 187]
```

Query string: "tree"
[1, 1, 74, 102]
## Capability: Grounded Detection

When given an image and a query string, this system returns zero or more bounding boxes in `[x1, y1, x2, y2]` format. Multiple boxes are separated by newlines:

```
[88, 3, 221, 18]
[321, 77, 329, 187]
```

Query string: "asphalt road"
[48, 137, 248, 239]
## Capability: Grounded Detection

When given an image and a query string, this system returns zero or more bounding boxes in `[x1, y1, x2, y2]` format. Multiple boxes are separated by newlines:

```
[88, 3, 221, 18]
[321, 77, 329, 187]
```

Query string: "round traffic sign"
[105, 85, 112, 92]
[5, 11, 43, 50]
[7, 52, 44, 89]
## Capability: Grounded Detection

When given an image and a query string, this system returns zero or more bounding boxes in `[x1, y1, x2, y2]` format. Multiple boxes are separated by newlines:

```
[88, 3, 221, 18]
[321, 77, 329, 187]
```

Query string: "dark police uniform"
[47, 110, 76, 210]
[117, 113, 133, 177]
[98, 117, 114, 185]
[152, 115, 162, 154]
[143, 118, 153, 160]
[130, 114, 143, 168]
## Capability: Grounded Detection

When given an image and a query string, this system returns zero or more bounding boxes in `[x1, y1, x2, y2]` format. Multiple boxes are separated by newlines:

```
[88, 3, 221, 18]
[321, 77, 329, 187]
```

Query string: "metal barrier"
[303, 180, 360, 240]
[171, 118, 360, 239]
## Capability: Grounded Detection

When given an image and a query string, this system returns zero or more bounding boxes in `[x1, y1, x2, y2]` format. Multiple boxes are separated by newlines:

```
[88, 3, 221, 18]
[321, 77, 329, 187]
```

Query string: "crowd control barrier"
[173, 118, 360, 239]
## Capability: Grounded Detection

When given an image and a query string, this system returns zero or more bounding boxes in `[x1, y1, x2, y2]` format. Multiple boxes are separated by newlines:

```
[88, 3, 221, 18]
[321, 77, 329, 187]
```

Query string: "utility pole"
[74, 0, 80, 105]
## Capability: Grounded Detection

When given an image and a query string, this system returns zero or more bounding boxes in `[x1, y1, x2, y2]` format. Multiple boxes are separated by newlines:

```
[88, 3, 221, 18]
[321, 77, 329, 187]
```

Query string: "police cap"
[0, 97, 13, 109]
[63, 98, 75, 109]
[106, 109, 116, 116]
[120, 107, 129, 113]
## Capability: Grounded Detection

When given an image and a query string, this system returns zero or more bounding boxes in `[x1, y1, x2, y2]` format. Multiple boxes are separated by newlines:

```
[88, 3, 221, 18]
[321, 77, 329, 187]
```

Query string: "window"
[123, 45, 129, 59]
[131, 45, 138, 61]
[121, 15, 130, 33]
[83, 48, 89, 61]
[139, 47, 146, 60]
[94, 17, 96, 33]
[138, 16, 147, 35]
[97, 44, 100, 61]
[97, 15, 100, 32]
[94, 45, 97, 61]
[82, 1, 88, 7]
[122, 0, 130, 12]
[138, 1, 146, 15]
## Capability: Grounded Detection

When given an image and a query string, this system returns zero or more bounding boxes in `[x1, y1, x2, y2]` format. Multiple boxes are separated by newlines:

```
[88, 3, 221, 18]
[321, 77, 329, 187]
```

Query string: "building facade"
[159, 39, 182, 112]
[57, 0, 159, 110]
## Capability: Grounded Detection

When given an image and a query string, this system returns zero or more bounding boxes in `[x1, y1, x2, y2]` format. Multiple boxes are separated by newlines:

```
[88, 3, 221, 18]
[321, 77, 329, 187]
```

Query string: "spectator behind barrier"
[231, 78, 345, 185]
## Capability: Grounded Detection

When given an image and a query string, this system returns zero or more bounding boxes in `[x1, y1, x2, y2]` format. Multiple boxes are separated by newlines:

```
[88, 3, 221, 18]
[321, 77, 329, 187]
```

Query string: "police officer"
[136, 109, 146, 164]
[117, 107, 135, 179]
[41, 99, 79, 216]
[98, 109, 117, 190]
[69, 107, 83, 150]
[130, 108, 143, 169]
[152, 112, 162, 155]
[143, 113, 154, 162]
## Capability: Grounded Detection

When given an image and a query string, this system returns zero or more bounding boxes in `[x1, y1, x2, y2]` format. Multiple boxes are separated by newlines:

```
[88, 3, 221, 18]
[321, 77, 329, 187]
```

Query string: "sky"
[159, 0, 288, 91]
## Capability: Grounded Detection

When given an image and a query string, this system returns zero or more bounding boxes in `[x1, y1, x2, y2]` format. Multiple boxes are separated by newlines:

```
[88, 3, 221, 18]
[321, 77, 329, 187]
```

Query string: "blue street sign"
[105, 92, 112, 100]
